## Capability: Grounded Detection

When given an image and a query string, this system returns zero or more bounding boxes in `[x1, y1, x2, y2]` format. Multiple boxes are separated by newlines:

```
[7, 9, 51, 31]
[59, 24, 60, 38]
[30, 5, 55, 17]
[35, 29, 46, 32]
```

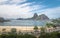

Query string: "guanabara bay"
[0, 0, 60, 38]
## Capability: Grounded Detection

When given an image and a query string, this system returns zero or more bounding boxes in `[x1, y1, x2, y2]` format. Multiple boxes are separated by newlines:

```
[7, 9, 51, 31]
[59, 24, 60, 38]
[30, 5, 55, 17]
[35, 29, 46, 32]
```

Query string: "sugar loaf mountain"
[0, 13, 49, 22]
[17, 13, 49, 20]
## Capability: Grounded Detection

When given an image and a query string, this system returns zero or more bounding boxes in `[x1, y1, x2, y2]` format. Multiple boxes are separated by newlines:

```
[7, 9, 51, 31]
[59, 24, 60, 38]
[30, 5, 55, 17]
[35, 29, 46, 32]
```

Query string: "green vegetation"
[46, 23, 57, 29]
[40, 27, 46, 33]
[52, 19, 60, 23]
[33, 26, 38, 30]
[39, 31, 60, 38]
[10, 28, 17, 34]
[46, 23, 53, 28]
[0, 26, 60, 38]
[46, 18, 60, 29]
[0, 33, 36, 38]
[0, 18, 60, 38]
[0, 17, 10, 22]
[0, 31, 60, 38]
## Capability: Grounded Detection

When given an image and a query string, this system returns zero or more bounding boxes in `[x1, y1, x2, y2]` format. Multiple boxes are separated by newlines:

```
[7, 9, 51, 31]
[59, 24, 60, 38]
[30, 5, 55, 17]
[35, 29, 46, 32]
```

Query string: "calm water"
[0, 20, 48, 26]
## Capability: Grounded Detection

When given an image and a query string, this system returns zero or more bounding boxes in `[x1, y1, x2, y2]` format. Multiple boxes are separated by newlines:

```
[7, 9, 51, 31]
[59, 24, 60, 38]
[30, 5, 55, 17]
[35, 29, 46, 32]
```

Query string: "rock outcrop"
[31, 13, 49, 20]
[17, 13, 49, 20]
[37, 14, 49, 20]
[32, 13, 38, 20]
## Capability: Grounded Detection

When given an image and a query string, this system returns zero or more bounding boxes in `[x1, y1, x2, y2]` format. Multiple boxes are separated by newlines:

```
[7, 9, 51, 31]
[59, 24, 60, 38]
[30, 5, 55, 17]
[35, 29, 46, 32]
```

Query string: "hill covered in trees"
[0, 17, 10, 22]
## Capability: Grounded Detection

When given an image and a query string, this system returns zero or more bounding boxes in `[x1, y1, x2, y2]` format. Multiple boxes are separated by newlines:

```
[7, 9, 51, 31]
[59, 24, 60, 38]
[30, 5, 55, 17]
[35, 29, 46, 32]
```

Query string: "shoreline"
[0, 26, 60, 33]
[0, 26, 41, 32]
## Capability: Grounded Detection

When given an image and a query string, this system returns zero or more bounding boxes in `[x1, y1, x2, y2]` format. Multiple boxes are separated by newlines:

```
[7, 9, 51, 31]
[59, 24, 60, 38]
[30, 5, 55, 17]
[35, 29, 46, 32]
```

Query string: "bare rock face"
[37, 14, 49, 20]
[32, 13, 38, 20]
[30, 13, 49, 20]
[32, 13, 49, 20]
[17, 13, 49, 20]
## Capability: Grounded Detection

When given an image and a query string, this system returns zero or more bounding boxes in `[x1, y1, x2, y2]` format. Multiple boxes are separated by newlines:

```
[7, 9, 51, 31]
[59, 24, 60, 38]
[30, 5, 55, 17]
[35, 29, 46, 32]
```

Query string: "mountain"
[17, 13, 49, 20]
[31, 13, 38, 20]
[0, 17, 5, 22]
[0, 17, 10, 22]
[31, 13, 49, 20]
[37, 14, 49, 20]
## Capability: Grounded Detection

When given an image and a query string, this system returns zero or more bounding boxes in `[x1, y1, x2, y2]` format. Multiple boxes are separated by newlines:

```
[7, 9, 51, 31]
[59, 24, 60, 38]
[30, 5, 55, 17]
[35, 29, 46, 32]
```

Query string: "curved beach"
[0, 26, 41, 32]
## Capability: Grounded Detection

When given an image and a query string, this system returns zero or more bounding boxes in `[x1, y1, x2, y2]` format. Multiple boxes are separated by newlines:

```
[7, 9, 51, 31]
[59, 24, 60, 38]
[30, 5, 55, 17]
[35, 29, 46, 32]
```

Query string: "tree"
[2, 28, 7, 35]
[23, 33, 36, 38]
[10, 28, 17, 35]
[2, 28, 6, 31]
[46, 23, 56, 29]
[33, 26, 39, 38]
[34, 26, 38, 30]
[40, 27, 46, 33]
[46, 23, 53, 28]
[39, 27, 47, 38]
[46, 23, 54, 32]
[39, 31, 58, 38]
[52, 19, 60, 23]
[46, 23, 57, 32]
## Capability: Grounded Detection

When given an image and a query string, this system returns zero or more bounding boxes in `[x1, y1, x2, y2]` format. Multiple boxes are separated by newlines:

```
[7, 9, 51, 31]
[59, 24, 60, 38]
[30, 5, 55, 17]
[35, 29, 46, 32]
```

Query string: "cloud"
[0, 0, 8, 2]
[38, 7, 60, 19]
[0, 2, 43, 18]
[0, 0, 27, 5]
[0, 0, 60, 19]
[0, 0, 46, 19]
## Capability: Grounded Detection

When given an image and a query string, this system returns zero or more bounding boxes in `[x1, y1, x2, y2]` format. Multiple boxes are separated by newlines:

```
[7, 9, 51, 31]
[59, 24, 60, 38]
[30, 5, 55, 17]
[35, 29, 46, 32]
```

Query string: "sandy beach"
[0, 26, 58, 33]
[0, 26, 41, 32]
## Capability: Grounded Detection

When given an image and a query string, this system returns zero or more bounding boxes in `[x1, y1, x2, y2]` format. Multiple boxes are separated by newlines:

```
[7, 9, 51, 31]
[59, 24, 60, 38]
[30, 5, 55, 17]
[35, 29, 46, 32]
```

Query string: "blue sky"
[0, 0, 60, 19]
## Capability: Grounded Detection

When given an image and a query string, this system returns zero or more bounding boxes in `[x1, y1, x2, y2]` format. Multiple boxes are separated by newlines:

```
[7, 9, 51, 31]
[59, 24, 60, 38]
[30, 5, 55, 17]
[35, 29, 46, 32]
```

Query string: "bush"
[0, 33, 36, 38]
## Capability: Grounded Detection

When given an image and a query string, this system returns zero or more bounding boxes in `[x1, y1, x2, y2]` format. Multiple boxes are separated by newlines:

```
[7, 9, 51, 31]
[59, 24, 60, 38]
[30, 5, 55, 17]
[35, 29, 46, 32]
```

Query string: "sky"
[0, 0, 60, 19]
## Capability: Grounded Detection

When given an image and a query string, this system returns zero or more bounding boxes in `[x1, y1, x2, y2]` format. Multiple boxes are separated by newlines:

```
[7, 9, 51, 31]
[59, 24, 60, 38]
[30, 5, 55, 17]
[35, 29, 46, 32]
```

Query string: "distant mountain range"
[17, 13, 49, 20]
[0, 13, 49, 22]
[0, 17, 10, 22]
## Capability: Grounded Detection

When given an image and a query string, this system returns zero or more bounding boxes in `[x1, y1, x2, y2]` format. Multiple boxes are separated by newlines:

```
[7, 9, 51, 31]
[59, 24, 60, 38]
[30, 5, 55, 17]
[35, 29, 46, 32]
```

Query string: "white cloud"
[1, 0, 59, 19]
[11, 0, 26, 3]
[0, 0, 8, 2]
[0, 0, 27, 5]
[38, 7, 60, 19]
[0, 2, 42, 18]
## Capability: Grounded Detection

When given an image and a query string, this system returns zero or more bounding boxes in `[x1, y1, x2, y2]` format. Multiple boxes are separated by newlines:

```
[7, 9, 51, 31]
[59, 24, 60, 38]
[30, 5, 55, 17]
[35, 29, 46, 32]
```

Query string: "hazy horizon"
[0, 0, 60, 19]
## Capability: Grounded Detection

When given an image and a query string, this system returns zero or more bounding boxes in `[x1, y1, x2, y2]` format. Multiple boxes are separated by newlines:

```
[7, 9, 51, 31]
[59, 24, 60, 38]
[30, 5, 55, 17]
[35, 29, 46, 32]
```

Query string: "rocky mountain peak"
[32, 13, 38, 19]
[38, 14, 49, 20]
